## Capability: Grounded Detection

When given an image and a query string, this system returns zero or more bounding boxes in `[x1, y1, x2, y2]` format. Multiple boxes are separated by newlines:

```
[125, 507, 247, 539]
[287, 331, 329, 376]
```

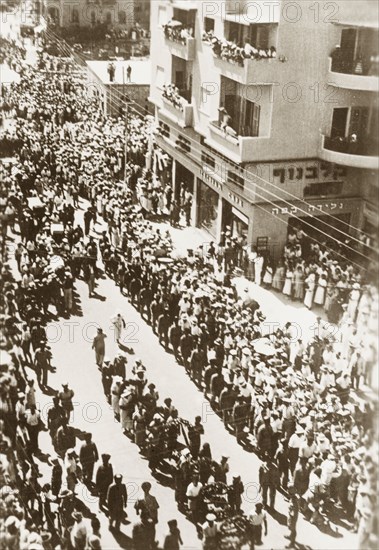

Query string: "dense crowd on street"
[0, 29, 378, 550]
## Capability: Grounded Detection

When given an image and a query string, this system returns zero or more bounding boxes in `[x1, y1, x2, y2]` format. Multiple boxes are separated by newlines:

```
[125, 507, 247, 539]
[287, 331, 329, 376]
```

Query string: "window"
[159, 121, 170, 138]
[71, 8, 79, 23]
[227, 22, 244, 44]
[118, 10, 126, 24]
[156, 66, 165, 89]
[176, 135, 191, 153]
[250, 25, 269, 48]
[228, 170, 244, 190]
[105, 11, 112, 24]
[204, 17, 214, 33]
[201, 151, 215, 169]
[90, 11, 96, 25]
[244, 100, 260, 137]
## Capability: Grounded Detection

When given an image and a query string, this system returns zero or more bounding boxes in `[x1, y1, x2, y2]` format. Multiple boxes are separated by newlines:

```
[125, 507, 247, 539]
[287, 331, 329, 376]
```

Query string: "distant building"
[86, 58, 152, 116]
[45, 0, 137, 29]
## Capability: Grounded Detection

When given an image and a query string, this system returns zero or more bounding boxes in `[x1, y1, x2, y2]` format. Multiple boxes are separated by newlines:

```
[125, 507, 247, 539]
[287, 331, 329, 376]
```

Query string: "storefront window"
[175, 162, 194, 203]
[222, 200, 248, 244]
[198, 180, 219, 237]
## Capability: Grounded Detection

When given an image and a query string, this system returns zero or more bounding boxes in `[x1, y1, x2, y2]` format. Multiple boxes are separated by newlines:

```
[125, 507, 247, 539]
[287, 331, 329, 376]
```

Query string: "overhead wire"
[82, 83, 376, 270]
[108, 83, 378, 252]
[46, 26, 376, 250]
[43, 26, 376, 249]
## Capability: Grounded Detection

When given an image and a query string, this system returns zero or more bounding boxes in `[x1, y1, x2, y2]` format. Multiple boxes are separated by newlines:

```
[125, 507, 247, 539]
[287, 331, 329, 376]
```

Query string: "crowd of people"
[0, 27, 378, 550]
[163, 23, 194, 45]
[242, 229, 379, 328]
[202, 31, 277, 66]
[162, 84, 186, 112]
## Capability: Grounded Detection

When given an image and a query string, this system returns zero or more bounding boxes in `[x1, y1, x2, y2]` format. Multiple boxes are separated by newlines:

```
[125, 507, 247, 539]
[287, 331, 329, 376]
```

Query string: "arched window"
[72, 8, 79, 23]
[48, 7, 59, 24]
[90, 11, 96, 25]
[105, 11, 112, 24]
[118, 10, 126, 24]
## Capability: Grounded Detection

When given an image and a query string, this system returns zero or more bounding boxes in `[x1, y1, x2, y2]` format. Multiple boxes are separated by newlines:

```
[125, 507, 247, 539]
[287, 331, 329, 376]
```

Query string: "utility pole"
[124, 100, 128, 182]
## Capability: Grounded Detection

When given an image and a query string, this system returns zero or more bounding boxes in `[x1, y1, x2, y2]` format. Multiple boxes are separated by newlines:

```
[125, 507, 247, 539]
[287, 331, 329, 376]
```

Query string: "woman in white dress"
[254, 254, 264, 286]
[263, 260, 273, 288]
[119, 388, 134, 433]
[314, 274, 327, 306]
[304, 271, 316, 309]
[272, 262, 285, 291]
[111, 312, 126, 343]
[347, 282, 361, 321]
[282, 267, 294, 297]
[110, 377, 122, 418]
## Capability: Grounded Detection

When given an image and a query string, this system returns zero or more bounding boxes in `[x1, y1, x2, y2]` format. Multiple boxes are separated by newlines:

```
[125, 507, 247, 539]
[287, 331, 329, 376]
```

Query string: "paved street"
[8, 204, 358, 550]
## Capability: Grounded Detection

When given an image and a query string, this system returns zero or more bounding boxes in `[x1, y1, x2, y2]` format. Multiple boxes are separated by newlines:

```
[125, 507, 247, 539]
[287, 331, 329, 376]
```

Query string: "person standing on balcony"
[126, 64, 132, 82]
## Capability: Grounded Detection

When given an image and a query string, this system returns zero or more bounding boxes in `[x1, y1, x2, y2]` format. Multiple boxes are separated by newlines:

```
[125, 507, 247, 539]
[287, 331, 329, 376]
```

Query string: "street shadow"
[91, 291, 107, 301]
[41, 385, 57, 396]
[153, 470, 175, 489]
[118, 343, 134, 354]
[109, 529, 133, 549]
[266, 508, 287, 526]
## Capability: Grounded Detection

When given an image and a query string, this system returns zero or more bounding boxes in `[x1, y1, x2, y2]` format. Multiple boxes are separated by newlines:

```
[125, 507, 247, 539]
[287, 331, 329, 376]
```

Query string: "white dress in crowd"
[314, 277, 327, 305]
[263, 265, 273, 286]
[347, 284, 361, 320]
[111, 379, 122, 416]
[254, 255, 264, 285]
[282, 270, 293, 296]
[111, 313, 126, 342]
[304, 273, 316, 309]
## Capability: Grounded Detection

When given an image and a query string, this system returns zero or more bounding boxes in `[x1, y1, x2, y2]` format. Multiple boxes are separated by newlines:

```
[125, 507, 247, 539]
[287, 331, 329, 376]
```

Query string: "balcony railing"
[162, 84, 191, 112]
[210, 120, 239, 142]
[324, 135, 378, 156]
[203, 31, 277, 64]
[160, 84, 193, 127]
[320, 134, 379, 169]
[330, 48, 379, 77]
[163, 23, 194, 45]
[327, 56, 378, 92]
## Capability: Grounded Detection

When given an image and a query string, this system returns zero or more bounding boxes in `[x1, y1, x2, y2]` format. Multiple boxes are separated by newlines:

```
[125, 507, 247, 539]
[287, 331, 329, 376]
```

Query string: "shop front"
[250, 197, 364, 262]
[222, 200, 249, 245]
[197, 179, 219, 238]
[175, 161, 195, 203]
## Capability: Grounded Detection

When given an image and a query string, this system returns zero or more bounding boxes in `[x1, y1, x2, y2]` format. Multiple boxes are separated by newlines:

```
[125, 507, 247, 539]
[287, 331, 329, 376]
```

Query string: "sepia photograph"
[0, 0, 378, 549]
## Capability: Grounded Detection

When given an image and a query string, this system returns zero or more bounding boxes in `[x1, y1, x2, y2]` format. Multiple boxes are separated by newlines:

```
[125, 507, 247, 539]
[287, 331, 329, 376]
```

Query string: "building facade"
[149, 0, 379, 259]
[45, 0, 136, 29]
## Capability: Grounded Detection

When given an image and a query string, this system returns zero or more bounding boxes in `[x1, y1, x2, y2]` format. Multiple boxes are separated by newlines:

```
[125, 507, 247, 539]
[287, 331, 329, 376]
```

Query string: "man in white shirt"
[70, 511, 87, 550]
[299, 434, 316, 460]
[186, 474, 203, 524]
[248, 503, 267, 546]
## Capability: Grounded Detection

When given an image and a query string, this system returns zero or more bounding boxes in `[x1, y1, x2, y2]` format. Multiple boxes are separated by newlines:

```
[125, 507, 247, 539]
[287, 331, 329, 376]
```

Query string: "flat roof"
[86, 59, 151, 86]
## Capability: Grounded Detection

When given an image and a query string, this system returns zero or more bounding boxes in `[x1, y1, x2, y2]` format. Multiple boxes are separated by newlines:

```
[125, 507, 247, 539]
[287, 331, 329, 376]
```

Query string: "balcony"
[319, 135, 379, 169]
[204, 34, 278, 84]
[163, 24, 196, 60]
[208, 120, 270, 163]
[160, 87, 193, 128]
[328, 57, 378, 92]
